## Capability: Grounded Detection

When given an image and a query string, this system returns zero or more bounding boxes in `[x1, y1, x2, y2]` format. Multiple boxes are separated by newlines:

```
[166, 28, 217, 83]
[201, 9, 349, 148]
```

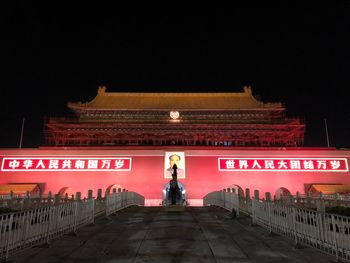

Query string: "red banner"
[1, 157, 132, 171]
[218, 158, 349, 172]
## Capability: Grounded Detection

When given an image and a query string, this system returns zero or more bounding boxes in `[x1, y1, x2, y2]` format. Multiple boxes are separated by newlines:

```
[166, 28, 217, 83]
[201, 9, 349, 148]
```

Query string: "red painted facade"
[1, 147, 349, 205]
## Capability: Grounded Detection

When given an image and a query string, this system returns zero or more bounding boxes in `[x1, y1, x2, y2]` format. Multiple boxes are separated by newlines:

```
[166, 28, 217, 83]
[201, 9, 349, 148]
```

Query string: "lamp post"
[324, 118, 330, 147]
[19, 117, 25, 148]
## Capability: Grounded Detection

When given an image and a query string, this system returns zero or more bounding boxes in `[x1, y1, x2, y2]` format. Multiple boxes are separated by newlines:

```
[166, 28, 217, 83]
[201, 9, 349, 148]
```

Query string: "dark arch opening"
[162, 181, 186, 206]
[275, 187, 291, 200]
[227, 184, 244, 197]
[58, 187, 75, 199]
[106, 184, 123, 194]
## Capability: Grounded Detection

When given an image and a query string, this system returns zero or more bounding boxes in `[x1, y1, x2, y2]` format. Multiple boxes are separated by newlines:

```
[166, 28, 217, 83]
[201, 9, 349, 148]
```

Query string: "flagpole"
[324, 118, 330, 147]
[19, 117, 25, 148]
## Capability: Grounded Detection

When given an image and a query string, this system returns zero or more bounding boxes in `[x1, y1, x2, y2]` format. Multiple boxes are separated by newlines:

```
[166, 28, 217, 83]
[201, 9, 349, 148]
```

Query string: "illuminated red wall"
[0, 147, 349, 204]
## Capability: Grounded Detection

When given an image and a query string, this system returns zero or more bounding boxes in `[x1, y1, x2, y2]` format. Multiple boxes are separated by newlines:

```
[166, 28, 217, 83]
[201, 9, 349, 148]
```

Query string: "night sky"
[2, 4, 349, 148]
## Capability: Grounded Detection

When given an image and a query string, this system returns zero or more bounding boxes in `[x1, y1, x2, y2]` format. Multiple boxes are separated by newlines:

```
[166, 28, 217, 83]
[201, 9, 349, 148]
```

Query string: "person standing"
[169, 164, 180, 205]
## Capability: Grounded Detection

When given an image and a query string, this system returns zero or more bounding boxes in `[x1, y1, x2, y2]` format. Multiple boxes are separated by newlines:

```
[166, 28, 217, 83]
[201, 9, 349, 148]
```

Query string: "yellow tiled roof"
[310, 184, 350, 194]
[68, 86, 283, 110]
[0, 184, 39, 194]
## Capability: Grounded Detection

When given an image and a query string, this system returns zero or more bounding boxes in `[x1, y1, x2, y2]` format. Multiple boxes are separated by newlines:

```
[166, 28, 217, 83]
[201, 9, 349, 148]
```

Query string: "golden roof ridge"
[68, 85, 283, 110]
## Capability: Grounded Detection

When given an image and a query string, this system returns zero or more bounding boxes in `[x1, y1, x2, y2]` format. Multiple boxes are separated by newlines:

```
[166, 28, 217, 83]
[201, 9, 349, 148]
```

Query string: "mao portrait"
[164, 152, 185, 179]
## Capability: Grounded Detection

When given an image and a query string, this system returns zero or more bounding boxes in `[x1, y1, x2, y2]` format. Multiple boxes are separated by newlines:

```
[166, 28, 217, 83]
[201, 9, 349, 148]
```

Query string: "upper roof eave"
[67, 106, 284, 111]
[67, 86, 284, 111]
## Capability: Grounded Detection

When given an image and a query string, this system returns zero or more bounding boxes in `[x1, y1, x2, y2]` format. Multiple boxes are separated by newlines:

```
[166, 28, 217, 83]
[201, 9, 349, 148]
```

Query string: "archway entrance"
[227, 184, 244, 197]
[275, 187, 291, 200]
[162, 181, 186, 206]
[106, 184, 123, 194]
[58, 187, 75, 199]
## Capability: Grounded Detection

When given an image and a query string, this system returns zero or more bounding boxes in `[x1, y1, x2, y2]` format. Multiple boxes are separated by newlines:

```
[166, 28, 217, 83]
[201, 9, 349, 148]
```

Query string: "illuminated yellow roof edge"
[68, 85, 283, 110]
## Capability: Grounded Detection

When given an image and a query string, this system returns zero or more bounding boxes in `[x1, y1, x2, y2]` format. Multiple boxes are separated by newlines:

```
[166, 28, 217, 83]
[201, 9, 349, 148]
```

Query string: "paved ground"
[9, 206, 336, 263]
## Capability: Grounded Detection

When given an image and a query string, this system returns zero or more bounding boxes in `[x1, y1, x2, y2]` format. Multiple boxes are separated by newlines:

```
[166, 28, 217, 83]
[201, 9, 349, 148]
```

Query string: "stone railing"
[204, 189, 350, 262]
[276, 192, 350, 210]
[0, 190, 144, 261]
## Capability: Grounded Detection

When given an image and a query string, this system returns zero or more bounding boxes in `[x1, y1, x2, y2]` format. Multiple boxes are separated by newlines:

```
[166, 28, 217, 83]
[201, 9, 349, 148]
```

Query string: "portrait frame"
[164, 151, 186, 179]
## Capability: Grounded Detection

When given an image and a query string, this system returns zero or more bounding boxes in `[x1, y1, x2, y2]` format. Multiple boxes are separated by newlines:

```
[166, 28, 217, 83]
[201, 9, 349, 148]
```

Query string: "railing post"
[238, 188, 243, 211]
[238, 188, 244, 198]
[54, 194, 61, 205]
[87, 190, 93, 199]
[316, 199, 325, 213]
[252, 190, 259, 225]
[5, 213, 14, 260]
[233, 191, 239, 218]
[265, 192, 272, 234]
[47, 191, 52, 205]
[317, 211, 325, 247]
[307, 191, 312, 208]
[74, 192, 81, 233]
[95, 188, 102, 215]
[254, 190, 259, 200]
[87, 190, 94, 225]
[331, 214, 339, 261]
[335, 193, 341, 207]
[45, 206, 54, 245]
[295, 191, 300, 204]
[97, 189, 102, 199]
[8, 190, 14, 209]
[245, 188, 250, 202]
[24, 190, 30, 210]
[286, 194, 294, 206]
[105, 192, 109, 217]
[292, 206, 298, 246]
[245, 188, 251, 215]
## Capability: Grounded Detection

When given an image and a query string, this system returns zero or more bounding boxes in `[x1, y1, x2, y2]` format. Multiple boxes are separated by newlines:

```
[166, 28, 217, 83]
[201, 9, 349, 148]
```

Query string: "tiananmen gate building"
[1, 86, 349, 205]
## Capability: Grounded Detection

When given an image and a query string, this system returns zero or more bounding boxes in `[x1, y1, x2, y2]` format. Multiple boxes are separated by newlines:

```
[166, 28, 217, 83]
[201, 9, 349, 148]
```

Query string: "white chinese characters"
[219, 158, 348, 172]
[1, 158, 131, 171]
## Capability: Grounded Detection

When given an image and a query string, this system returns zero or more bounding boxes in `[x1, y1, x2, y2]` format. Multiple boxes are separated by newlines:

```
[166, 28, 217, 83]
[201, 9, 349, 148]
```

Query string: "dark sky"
[1, 3, 349, 148]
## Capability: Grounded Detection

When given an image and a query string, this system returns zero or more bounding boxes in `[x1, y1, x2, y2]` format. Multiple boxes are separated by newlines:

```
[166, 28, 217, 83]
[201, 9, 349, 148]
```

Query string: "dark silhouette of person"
[169, 164, 180, 205]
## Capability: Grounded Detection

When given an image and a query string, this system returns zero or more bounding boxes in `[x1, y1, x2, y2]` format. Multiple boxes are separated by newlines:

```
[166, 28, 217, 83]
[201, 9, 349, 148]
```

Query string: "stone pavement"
[9, 206, 336, 263]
